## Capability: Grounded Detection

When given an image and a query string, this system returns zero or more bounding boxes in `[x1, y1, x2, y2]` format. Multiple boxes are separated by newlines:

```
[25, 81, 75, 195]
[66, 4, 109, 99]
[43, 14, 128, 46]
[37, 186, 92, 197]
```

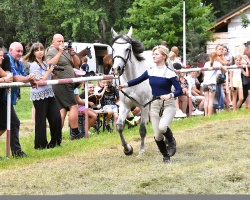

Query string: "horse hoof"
[136, 149, 145, 157]
[124, 144, 133, 156]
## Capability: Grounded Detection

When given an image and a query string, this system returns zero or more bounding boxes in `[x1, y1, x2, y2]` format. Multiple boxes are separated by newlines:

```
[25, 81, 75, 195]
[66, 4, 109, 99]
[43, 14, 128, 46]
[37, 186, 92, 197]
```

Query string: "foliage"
[0, 0, 248, 56]
[240, 11, 250, 28]
[0, 0, 133, 48]
[123, 0, 215, 56]
[203, 0, 250, 19]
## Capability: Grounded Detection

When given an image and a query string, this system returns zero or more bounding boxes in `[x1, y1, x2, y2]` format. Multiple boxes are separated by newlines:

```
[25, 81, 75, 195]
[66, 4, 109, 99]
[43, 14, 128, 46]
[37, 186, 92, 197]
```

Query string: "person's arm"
[75, 94, 87, 105]
[0, 67, 7, 78]
[46, 46, 64, 65]
[0, 68, 13, 83]
[40, 66, 54, 81]
[217, 55, 228, 66]
[171, 76, 183, 98]
[241, 66, 249, 77]
[118, 70, 148, 90]
[98, 87, 107, 99]
[13, 73, 37, 88]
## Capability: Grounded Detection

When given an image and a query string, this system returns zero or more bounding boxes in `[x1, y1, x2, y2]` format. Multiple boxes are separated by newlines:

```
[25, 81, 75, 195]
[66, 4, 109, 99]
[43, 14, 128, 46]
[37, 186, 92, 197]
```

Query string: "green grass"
[14, 87, 33, 120]
[1, 87, 250, 194]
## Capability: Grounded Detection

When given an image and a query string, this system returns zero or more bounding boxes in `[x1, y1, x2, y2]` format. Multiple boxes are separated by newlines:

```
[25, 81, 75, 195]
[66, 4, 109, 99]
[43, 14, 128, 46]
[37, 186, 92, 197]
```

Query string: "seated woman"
[73, 70, 97, 135]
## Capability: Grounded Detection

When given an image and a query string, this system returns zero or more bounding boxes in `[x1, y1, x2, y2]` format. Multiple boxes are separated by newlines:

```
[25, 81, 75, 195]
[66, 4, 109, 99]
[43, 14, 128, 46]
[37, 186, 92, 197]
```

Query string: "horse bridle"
[112, 41, 132, 76]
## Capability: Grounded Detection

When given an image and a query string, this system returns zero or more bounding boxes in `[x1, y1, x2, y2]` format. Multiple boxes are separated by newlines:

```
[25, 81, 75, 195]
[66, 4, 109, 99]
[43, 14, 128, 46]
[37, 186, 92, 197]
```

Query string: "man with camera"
[98, 80, 119, 132]
[46, 34, 82, 140]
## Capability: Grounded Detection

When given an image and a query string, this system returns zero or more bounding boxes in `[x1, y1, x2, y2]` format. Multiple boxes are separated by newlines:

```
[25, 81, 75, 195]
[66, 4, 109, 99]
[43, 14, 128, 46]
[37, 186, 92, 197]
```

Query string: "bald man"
[46, 34, 83, 140]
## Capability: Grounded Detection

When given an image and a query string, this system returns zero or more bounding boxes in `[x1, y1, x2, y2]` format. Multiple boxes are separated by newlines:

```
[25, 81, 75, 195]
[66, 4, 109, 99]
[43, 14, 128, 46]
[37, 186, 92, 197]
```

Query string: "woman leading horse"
[117, 29, 182, 163]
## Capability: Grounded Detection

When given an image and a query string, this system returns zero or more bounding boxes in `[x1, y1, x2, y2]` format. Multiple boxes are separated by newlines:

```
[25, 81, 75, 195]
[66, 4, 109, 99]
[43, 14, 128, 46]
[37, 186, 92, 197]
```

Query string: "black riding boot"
[155, 138, 170, 163]
[163, 127, 176, 157]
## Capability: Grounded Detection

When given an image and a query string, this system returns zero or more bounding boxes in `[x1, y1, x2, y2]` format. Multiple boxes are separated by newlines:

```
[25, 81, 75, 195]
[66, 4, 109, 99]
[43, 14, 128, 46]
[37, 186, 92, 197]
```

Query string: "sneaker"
[174, 109, 187, 118]
[192, 109, 204, 116]
[105, 124, 112, 132]
[70, 131, 84, 140]
[134, 116, 141, 123]
[12, 151, 27, 158]
[88, 131, 93, 135]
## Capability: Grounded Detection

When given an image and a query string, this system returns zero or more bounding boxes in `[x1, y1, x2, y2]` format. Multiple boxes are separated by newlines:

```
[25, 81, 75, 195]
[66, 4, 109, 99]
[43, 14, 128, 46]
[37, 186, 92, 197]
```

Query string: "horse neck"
[78, 50, 86, 57]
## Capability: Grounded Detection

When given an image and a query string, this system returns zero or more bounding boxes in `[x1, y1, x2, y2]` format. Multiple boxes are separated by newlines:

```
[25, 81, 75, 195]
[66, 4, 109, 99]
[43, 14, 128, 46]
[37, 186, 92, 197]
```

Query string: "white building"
[207, 2, 250, 56]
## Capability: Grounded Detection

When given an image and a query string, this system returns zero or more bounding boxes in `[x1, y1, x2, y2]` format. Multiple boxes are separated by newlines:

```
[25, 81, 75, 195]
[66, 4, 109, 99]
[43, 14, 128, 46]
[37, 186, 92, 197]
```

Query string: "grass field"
[1, 88, 250, 195]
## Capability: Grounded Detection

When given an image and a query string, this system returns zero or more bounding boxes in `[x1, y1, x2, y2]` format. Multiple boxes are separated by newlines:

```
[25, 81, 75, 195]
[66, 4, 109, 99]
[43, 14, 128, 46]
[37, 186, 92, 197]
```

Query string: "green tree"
[203, 0, 250, 19]
[123, 0, 216, 58]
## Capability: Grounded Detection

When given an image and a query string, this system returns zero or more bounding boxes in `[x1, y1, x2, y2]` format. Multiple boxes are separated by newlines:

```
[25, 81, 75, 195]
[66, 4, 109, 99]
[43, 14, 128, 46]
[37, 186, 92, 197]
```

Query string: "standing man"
[1, 42, 36, 158]
[46, 34, 82, 140]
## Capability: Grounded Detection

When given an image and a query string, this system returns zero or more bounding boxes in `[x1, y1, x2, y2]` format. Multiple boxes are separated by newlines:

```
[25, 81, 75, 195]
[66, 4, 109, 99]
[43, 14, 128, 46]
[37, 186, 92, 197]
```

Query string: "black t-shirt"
[0, 55, 11, 101]
[98, 87, 119, 107]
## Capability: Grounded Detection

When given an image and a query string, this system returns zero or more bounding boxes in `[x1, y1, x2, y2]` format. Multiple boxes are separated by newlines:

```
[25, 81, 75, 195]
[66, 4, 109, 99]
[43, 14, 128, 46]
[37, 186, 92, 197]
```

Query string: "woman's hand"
[160, 94, 171, 101]
[48, 65, 54, 72]
[3, 76, 13, 83]
[117, 84, 126, 90]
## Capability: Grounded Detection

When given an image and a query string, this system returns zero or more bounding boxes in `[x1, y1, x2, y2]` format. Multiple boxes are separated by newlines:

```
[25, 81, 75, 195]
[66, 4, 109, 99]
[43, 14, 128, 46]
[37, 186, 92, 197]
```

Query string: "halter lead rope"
[114, 74, 159, 108]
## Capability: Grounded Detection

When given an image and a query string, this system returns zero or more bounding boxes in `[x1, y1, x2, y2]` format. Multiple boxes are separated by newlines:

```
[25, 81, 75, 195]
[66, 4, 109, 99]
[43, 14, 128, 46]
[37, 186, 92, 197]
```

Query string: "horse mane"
[112, 34, 145, 62]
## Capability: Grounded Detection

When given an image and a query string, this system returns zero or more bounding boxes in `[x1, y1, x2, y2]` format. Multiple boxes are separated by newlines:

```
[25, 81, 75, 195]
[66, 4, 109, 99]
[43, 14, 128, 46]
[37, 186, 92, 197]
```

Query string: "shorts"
[232, 80, 243, 89]
[102, 105, 118, 113]
[203, 84, 216, 93]
[78, 105, 85, 114]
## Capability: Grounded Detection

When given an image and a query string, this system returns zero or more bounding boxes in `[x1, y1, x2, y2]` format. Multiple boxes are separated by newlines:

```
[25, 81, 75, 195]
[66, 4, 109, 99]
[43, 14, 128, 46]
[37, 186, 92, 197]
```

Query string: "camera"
[107, 83, 114, 90]
[64, 39, 73, 50]
[49, 64, 64, 71]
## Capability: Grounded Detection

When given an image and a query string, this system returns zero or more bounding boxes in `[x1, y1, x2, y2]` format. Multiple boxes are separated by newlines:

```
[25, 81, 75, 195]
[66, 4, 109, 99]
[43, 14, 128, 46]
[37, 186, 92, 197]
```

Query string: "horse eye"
[126, 48, 130, 51]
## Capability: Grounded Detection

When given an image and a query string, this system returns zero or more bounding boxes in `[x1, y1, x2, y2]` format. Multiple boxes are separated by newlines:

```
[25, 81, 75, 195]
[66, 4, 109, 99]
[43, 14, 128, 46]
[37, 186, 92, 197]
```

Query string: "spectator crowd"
[1, 34, 250, 160]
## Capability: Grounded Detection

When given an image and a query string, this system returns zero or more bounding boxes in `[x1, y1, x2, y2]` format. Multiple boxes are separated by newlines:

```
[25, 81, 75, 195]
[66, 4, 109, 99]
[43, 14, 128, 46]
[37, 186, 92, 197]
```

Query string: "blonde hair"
[169, 51, 176, 61]
[152, 45, 169, 59]
[234, 55, 242, 60]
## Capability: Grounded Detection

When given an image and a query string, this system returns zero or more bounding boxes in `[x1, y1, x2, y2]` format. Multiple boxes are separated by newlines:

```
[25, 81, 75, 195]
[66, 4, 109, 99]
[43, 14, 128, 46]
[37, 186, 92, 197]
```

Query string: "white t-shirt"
[203, 61, 221, 85]
[230, 65, 242, 83]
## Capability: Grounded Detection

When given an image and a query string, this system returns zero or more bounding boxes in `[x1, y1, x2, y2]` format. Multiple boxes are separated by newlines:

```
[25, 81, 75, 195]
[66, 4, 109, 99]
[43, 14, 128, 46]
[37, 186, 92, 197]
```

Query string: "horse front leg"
[137, 107, 148, 156]
[116, 105, 133, 156]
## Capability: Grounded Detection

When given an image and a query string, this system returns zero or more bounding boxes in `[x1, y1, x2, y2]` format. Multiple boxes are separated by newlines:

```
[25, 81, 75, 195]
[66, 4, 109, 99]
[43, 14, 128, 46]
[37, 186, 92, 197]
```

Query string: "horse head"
[77, 46, 92, 59]
[85, 46, 92, 59]
[111, 27, 133, 76]
[111, 27, 145, 76]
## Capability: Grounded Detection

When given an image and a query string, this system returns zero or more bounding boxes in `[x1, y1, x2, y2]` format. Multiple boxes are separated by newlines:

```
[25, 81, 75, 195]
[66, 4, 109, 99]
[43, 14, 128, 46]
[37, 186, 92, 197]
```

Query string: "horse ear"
[111, 27, 118, 38]
[127, 26, 133, 38]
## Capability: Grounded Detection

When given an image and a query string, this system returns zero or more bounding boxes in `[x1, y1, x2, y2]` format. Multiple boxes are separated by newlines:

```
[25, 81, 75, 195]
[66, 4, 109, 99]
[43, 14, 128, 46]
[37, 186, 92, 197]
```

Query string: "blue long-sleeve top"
[127, 66, 183, 98]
